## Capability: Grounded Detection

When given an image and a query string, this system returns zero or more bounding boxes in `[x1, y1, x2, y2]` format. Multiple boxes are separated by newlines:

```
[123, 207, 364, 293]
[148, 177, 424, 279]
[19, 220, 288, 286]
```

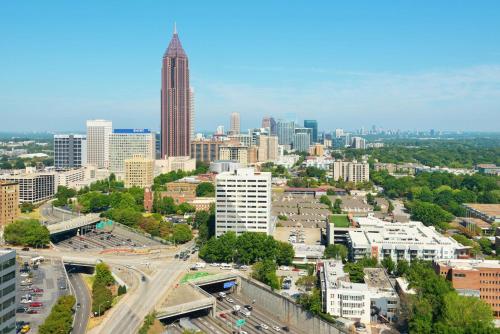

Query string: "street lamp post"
[97, 300, 110, 317]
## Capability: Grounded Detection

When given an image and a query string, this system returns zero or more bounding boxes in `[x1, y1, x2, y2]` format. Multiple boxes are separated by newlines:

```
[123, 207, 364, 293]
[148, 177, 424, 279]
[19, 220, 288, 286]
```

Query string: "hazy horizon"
[2, 1, 500, 132]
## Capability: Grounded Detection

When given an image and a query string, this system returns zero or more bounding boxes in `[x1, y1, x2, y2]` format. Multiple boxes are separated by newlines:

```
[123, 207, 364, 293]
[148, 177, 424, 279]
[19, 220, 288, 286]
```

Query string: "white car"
[279, 266, 290, 271]
[298, 271, 307, 276]
[226, 297, 234, 303]
[261, 324, 269, 330]
[210, 263, 220, 267]
[273, 326, 281, 332]
[20, 299, 31, 304]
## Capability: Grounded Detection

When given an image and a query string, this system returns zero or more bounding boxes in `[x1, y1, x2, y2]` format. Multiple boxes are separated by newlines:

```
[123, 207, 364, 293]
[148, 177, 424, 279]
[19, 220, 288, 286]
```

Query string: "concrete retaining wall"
[240, 277, 347, 334]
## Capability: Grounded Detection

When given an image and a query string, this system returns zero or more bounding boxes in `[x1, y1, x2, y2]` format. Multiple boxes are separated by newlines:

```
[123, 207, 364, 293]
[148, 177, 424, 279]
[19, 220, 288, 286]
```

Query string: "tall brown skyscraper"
[161, 25, 191, 158]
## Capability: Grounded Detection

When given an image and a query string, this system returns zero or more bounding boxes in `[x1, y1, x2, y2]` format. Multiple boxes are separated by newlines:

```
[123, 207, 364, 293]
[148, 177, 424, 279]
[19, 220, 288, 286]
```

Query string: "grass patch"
[329, 214, 349, 227]
[180, 272, 211, 284]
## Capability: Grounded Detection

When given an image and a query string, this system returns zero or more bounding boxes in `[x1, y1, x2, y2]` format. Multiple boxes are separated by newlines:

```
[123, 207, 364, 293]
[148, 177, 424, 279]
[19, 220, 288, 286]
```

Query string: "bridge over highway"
[47, 213, 101, 235]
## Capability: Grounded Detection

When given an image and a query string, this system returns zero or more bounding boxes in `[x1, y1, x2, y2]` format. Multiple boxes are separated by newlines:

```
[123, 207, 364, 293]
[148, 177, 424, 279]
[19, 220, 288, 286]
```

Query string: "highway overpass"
[47, 213, 101, 235]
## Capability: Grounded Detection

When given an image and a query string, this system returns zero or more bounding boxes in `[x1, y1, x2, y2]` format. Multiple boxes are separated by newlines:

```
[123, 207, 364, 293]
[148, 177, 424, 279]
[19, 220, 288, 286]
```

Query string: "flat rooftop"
[437, 259, 500, 270]
[463, 203, 500, 217]
[364, 268, 392, 290]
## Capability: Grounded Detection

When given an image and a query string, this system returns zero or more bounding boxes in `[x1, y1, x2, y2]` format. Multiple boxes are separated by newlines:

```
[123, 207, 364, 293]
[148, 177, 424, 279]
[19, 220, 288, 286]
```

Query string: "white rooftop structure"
[349, 215, 469, 262]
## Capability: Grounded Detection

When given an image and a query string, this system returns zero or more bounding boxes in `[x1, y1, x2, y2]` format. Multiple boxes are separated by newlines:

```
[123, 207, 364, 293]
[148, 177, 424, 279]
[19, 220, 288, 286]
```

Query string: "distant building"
[209, 160, 242, 174]
[277, 120, 295, 146]
[303, 120, 318, 143]
[190, 87, 195, 141]
[0, 181, 19, 227]
[308, 143, 324, 156]
[190, 138, 227, 163]
[86, 119, 112, 168]
[219, 146, 248, 166]
[124, 155, 154, 188]
[293, 130, 311, 153]
[0, 168, 55, 203]
[188, 197, 215, 211]
[257, 135, 279, 162]
[0, 250, 16, 334]
[109, 129, 156, 178]
[54, 134, 87, 170]
[227, 134, 253, 147]
[262, 117, 277, 135]
[332, 160, 370, 183]
[435, 259, 500, 318]
[229, 112, 240, 135]
[154, 156, 196, 176]
[351, 136, 366, 149]
[476, 164, 500, 176]
[215, 168, 273, 236]
[334, 129, 344, 138]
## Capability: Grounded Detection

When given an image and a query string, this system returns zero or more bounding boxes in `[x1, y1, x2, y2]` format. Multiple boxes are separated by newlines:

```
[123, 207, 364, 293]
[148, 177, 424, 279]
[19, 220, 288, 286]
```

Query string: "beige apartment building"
[0, 181, 20, 227]
[124, 155, 154, 188]
[332, 160, 370, 183]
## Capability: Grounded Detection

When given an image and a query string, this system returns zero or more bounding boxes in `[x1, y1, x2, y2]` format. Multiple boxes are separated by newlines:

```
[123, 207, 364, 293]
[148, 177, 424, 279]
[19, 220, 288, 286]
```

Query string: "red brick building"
[435, 259, 500, 318]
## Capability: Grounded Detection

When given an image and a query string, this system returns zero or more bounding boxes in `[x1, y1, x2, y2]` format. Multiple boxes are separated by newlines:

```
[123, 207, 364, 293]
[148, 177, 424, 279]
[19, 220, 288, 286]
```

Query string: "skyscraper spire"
[174, 22, 177, 34]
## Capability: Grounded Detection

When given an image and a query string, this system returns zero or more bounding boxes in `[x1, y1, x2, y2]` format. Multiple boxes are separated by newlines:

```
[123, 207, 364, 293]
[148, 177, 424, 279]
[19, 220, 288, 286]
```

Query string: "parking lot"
[16, 256, 70, 333]
[57, 229, 144, 251]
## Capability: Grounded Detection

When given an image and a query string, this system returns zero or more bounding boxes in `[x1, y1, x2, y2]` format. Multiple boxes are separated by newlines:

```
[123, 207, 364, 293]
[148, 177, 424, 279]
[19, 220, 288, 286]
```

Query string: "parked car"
[273, 325, 281, 331]
[29, 302, 43, 308]
[16, 307, 27, 313]
[244, 304, 253, 311]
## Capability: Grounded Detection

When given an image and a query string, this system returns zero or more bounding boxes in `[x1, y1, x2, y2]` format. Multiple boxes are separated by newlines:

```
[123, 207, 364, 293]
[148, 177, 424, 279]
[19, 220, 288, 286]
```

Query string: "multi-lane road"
[68, 273, 91, 334]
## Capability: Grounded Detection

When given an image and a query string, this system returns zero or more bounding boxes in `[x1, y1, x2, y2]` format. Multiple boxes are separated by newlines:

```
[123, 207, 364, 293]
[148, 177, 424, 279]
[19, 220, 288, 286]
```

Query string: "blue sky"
[1, 1, 500, 132]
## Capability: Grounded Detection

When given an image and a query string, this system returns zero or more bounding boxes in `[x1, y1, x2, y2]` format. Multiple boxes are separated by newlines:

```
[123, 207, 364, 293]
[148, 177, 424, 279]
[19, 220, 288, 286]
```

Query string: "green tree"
[14, 158, 25, 169]
[20, 202, 34, 213]
[38, 295, 76, 334]
[177, 202, 196, 214]
[324, 244, 348, 260]
[275, 241, 295, 266]
[396, 259, 410, 276]
[344, 257, 378, 283]
[319, 195, 332, 208]
[195, 182, 215, 197]
[387, 200, 395, 213]
[4, 219, 50, 247]
[153, 196, 177, 215]
[94, 263, 115, 286]
[91, 280, 113, 316]
[172, 223, 193, 243]
[252, 260, 280, 289]
[332, 198, 342, 214]
[381, 256, 395, 274]
[408, 201, 454, 227]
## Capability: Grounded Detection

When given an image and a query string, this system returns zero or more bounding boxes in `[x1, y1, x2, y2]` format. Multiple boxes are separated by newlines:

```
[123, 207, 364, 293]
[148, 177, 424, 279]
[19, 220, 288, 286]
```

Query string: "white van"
[195, 262, 206, 269]
[30, 256, 44, 264]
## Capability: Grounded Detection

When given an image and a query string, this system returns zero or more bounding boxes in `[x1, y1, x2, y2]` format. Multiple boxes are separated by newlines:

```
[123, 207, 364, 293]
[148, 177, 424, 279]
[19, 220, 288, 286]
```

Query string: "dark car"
[244, 304, 253, 311]
[16, 307, 27, 313]
[282, 326, 290, 332]
[21, 247, 30, 251]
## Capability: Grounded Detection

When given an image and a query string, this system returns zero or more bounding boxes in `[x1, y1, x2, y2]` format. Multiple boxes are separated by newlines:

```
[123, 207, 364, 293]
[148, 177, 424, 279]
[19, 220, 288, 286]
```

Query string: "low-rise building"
[219, 146, 248, 166]
[163, 177, 200, 204]
[476, 164, 500, 176]
[188, 197, 215, 211]
[463, 203, 500, 224]
[319, 260, 398, 324]
[435, 259, 500, 318]
[303, 156, 334, 170]
[348, 216, 469, 262]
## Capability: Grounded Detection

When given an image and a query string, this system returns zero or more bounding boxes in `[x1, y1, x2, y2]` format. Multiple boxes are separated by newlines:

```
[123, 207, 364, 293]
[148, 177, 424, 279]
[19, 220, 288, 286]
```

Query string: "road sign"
[236, 319, 246, 327]
[223, 281, 236, 289]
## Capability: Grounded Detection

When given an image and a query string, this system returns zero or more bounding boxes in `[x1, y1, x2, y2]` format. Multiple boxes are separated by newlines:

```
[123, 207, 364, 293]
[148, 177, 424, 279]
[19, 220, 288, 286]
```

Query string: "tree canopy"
[4, 219, 49, 247]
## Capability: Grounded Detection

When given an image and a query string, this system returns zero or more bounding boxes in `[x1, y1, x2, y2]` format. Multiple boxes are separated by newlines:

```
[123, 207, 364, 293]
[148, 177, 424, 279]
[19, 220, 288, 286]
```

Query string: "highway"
[68, 273, 91, 334]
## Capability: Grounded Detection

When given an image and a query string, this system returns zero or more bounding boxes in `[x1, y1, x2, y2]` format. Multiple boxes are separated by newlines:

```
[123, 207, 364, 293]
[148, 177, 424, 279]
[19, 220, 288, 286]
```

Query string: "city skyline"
[2, 1, 500, 132]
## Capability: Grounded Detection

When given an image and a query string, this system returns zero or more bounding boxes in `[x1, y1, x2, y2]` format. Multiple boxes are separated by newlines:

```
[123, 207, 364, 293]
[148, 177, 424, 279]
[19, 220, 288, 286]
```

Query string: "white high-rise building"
[0, 250, 16, 334]
[86, 120, 112, 168]
[108, 129, 155, 178]
[335, 128, 344, 138]
[54, 134, 87, 170]
[332, 160, 370, 183]
[215, 168, 273, 236]
[230, 112, 240, 135]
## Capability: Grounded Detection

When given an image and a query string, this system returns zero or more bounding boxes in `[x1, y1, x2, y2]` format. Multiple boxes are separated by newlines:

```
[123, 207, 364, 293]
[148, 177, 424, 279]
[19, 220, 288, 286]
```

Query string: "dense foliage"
[199, 232, 294, 266]
[38, 295, 76, 334]
[403, 260, 496, 334]
[4, 219, 49, 247]
[92, 263, 115, 316]
[195, 182, 215, 197]
[323, 244, 348, 260]
[343, 257, 378, 283]
[372, 170, 499, 227]
[252, 260, 280, 289]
